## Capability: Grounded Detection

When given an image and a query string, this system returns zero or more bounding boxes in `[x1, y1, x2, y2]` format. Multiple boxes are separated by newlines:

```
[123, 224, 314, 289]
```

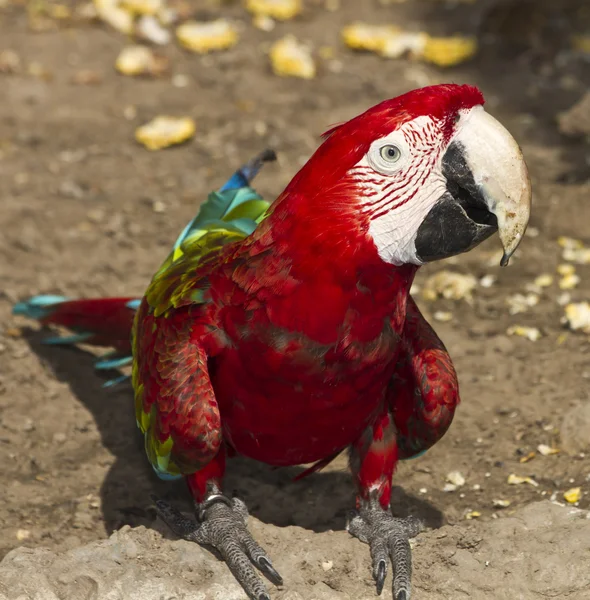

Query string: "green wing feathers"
[133, 171, 272, 480]
[146, 187, 271, 318]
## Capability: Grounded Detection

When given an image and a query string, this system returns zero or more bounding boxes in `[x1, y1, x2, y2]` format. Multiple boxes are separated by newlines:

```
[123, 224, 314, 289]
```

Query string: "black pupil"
[386, 147, 397, 158]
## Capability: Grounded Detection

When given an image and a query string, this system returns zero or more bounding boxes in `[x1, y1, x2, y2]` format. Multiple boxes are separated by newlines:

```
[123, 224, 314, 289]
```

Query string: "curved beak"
[448, 106, 532, 266]
[414, 106, 531, 266]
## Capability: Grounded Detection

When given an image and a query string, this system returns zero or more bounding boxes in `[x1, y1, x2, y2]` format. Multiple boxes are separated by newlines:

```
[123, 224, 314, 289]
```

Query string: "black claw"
[397, 591, 407, 600]
[376, 560, 386, 596]
[258, 594, 271, 600]
[258, 557, 283, 587]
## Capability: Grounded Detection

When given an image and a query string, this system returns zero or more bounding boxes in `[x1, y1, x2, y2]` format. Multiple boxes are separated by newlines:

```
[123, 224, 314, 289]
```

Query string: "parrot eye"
[379, 144, 401, 163]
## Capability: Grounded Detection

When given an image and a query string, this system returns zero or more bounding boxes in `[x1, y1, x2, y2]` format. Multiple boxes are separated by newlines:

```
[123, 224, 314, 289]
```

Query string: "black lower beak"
[414, 142, 498, 263]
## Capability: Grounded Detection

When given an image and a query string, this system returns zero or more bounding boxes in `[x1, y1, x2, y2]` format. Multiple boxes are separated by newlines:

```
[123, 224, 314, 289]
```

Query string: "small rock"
[561, 402, 590, 454]
[321, 560, 333, 571]
[53, 432, 67, 444]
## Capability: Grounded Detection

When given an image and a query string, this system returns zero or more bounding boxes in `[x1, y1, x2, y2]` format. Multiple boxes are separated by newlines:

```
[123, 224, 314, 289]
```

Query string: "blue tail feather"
[12, 295, 70, 320]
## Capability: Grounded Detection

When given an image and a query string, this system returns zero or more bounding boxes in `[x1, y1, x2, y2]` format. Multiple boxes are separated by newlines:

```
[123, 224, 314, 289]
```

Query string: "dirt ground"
[1, 0, 590, 597]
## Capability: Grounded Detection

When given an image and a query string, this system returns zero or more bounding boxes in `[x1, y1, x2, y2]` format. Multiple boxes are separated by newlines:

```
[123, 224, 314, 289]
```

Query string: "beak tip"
[500, 252, 510, 267]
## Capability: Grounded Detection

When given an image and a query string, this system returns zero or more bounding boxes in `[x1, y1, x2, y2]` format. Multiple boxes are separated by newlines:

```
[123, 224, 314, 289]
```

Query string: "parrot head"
[284, 84, 531, 268]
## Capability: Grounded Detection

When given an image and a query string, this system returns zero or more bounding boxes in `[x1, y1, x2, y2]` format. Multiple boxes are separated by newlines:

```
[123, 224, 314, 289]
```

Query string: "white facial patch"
[349, 114, 455, 266]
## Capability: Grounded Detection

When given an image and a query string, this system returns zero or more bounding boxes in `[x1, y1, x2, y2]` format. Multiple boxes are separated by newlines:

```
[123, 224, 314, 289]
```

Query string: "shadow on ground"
[21, 328, 444, 539]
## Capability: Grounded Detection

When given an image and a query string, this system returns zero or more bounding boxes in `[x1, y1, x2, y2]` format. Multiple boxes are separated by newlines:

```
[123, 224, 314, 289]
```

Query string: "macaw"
[13, 84, 531, 600]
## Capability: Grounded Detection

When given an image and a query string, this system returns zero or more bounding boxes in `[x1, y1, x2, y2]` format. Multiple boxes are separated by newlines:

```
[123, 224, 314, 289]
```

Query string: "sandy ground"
[1, 0, 590, 598]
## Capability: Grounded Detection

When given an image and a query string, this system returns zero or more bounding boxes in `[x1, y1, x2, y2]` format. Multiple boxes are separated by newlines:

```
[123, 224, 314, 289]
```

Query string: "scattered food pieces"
[252, 14, 276, 31]
[557, 263, 576, 276]
[135, 116, 196, 150]
[176, 19, 238, 54]
[321, 560, 333, 571]
[507, 474, 539, 487]
[421, 271, 477, 302]
[136, 14, 171, 45]
[519, 451, 536, 463]
[16, 529, 31, 541]
[120, 0, 162, 16]
[479, 274, 496, 288]
[115, 45, 169, 77]
[559, 273, 580, 290]
[506, 293, 539, 315]
[563, 487, 582, 504]
[433, 311, 453, 322]
[534, 274, 553, 288]
[269, 36, 316, 79]
[563, 302, 590, 334]
[94, 0, 134, 34]
[246, 0, 301, 20]
[557, 292, 571, 307]
[465, 510, 481, 520]
[492, 499, 511, 509]
[341, 23, 476, 66]
[421, 35, 477, 68]
[537, 444, 559, 456]
[507, 325, 542, 342]
[443, 471, 466, 492]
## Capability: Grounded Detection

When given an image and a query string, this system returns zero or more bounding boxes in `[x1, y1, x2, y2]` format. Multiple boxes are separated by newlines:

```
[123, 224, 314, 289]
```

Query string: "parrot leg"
[151, 451, 283, 600]
[347, 410, 423, 600]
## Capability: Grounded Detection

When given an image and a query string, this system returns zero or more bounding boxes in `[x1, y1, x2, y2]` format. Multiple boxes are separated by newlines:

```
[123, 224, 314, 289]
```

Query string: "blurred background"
[0, 0, 589, 569]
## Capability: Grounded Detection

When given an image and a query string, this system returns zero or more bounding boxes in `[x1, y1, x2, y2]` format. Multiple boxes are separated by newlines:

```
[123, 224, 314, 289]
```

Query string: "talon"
[397, 592, 407, 600]
[258, 556, 283, 586]
[375, 560, 387, 595]
[258, 594, 271, 600]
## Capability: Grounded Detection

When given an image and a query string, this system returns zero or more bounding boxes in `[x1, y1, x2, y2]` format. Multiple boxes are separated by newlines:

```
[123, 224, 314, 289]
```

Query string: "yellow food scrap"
[342, 23, 476, 66]
[563, 302, 590, 334]
[465, 511, 481, 520]
[534, 274, 553, 288]
[557, 263, 575, 276]
[342, 22, 414, 57]
[135, 116, 196, 150]
[421, 35, 477, 67]
[564, 487, 582, 504]
[433, 311, 453, 322]
[519, 451, 536, 463]
[537, 444, 559, 456]
[558, 236, 583, 250]
[506, 293, 539, 315]
[270, 36, 316, 79]
[120, 0, 162, 16]
[246, 0, 301, 20]
[563, 246, 590, 264]
[507, 474, 539, 487]
[94, 0, 134, 34]
[252, 14, 276, 31]
[176, 20, 238, 54]
[559, 272, 580, 290]
[446, 471, 466, 487]
[115, 45, 169, 76]
[507, 325, 542, 342]
[492, 499, 511, 509]
[421, 270, 477, 302]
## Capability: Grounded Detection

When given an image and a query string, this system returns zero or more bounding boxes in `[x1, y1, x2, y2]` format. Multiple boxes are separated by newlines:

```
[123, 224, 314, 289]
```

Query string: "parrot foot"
[151, 493, 283, 600]
[347, 498, 423, 600]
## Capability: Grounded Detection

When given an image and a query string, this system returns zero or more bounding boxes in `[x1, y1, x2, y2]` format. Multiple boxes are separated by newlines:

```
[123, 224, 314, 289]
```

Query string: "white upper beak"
[454, 106, 532, 265]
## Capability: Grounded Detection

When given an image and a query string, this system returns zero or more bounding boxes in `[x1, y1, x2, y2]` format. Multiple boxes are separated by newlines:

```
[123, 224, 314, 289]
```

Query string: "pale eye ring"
[379, 144, 401, 163]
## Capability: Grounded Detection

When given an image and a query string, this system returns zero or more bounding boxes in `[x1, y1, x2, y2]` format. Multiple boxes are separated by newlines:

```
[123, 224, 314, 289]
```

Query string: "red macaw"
[13, 84, 531, 600]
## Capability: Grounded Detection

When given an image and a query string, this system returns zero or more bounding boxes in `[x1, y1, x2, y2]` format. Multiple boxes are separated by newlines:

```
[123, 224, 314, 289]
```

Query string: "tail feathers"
[13, 295, 71, 321]
[12, 295, 140, 388]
